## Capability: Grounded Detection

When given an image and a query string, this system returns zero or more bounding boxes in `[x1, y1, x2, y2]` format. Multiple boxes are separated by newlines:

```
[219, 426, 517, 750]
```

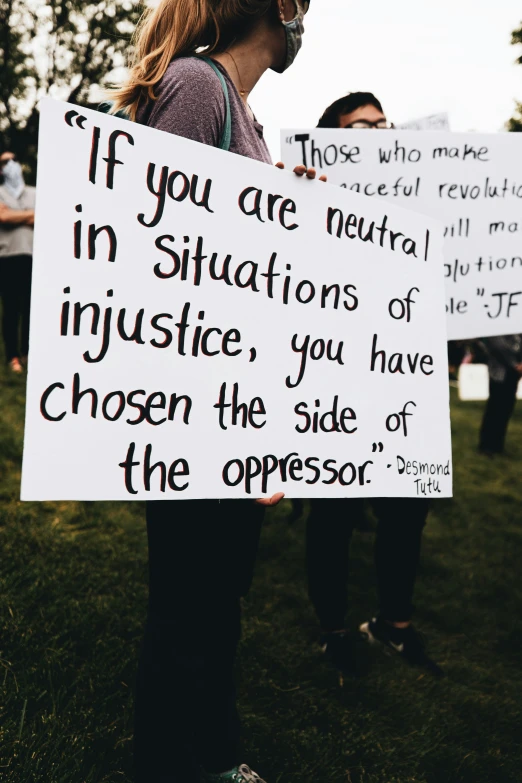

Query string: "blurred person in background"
[317, 91, 393, 130]
[0, 151, 35, 373]
[306, 92, 441, 679]
[478, 334, 522, 456]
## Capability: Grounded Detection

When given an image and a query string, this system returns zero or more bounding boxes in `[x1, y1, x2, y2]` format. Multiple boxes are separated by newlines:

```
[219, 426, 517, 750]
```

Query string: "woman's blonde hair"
[109, 0, 275, 120]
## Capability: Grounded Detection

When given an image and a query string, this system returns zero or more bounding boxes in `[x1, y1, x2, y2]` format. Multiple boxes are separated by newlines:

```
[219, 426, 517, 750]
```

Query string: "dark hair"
[317, 92, 384, 128]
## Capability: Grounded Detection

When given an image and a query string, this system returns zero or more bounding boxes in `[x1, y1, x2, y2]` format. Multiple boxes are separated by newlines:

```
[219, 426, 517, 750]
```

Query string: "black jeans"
[134, 500, 264, 783]
[307, 498, 430, 630]
[479, 371, 519, 454]
[0, 254, 32, 361]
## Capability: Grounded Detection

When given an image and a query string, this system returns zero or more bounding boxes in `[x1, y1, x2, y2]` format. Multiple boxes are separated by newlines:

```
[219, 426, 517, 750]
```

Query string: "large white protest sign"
[21, 99, 452, 501]
[281, 129, 522, 340]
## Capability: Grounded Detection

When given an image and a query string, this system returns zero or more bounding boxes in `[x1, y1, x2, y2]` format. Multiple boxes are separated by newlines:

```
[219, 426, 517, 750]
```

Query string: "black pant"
[307, 498, 430, 630]
[479, 371, 519, 454]
[0, 254, 32, 361]
[134, 500, 264, 783]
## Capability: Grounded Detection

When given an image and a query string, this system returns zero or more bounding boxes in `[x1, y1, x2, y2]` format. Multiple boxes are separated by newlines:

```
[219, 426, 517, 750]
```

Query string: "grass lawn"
[0, 363, 521, 783]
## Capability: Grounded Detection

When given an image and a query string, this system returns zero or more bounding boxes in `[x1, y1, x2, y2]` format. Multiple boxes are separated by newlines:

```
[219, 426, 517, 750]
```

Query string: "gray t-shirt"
[137, 57, 272, 165]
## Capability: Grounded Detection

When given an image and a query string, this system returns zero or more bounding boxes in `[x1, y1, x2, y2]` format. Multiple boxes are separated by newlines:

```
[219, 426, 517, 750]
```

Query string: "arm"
[0, 203, 34, 226]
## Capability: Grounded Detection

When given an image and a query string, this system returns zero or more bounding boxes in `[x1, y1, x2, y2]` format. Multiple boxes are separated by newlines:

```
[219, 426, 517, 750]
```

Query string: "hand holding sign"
[274, 160, 328, 182]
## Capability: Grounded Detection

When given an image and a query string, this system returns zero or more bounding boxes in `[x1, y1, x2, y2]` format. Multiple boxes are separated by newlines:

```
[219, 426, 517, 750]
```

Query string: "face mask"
[2, 159, 25, 199]
[272, 1, 306, 74]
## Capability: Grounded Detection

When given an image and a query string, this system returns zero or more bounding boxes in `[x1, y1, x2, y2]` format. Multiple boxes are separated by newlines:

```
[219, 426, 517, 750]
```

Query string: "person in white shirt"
[0, 151, 35, 373]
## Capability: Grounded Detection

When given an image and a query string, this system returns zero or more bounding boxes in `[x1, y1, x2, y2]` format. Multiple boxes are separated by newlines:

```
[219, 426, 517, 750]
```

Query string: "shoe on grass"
[359, 616, 444, 677]
[320, 630, 358, 677]
[202, 764, 266, 782]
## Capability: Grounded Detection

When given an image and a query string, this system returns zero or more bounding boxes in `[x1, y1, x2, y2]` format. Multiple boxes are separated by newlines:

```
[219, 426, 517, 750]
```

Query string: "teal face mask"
[272, 1, 307, 74]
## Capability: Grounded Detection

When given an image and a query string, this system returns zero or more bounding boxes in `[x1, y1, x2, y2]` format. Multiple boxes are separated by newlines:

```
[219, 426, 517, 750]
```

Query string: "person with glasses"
[108, 1, 318, 781]
[318, 91, 394, 130]
[305, 91, 442, 680]
[0, 151, 35, 373]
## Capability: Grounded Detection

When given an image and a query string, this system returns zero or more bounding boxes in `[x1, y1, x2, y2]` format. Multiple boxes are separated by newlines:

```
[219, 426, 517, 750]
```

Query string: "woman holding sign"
[109, 1, 320, 781]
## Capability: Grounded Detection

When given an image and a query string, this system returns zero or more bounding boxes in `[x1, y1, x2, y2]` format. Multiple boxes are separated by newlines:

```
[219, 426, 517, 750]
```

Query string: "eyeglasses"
[345, 120, 394, 130]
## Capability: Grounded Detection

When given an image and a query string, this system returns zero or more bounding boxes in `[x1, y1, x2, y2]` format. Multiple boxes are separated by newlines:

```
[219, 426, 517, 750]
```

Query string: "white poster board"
[281, 129, 522, 340]
[22, 99, 452, 501]
[458, 364, 489, 400]
[458, 363, 522, 400]
[397, 113, 450, 131]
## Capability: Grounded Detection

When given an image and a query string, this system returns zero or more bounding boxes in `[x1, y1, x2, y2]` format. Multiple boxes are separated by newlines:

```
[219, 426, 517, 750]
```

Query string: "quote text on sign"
[21, 100, 452, 500]
[282, 129, 522, 340]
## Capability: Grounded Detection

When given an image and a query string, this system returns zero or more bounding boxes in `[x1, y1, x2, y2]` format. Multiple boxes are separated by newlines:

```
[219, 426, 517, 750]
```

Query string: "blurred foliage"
[0, 0, 142, 180]
[506, 24, 522, 131]
[506, 102, 522, 132]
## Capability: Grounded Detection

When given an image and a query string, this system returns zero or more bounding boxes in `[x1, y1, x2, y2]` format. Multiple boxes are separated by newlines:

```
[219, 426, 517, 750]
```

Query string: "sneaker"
[320, 630, 358, 677]
[359, 616, 444, 677]
[202, 764, 267, 782]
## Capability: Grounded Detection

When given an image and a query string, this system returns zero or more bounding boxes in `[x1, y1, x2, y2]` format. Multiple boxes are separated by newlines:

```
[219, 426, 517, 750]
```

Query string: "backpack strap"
[97, 57, 232, 152]
[199, 57, 232, 152]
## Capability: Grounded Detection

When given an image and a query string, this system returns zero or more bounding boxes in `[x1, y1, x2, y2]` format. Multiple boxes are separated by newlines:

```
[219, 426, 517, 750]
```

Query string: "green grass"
[1, 363, 521, 783]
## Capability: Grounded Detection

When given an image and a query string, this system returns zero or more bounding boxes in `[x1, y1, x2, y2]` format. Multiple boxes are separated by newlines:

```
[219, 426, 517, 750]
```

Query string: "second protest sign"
[282, 128, 522, 340]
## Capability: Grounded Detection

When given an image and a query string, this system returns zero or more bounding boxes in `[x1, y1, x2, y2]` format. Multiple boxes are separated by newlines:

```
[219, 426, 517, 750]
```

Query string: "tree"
[507, 23, 522, 131]
[0, 0, 141, 179]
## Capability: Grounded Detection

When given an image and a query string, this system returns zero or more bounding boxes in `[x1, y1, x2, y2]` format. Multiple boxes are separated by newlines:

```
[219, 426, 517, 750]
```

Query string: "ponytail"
[109, 0, 273, 121]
